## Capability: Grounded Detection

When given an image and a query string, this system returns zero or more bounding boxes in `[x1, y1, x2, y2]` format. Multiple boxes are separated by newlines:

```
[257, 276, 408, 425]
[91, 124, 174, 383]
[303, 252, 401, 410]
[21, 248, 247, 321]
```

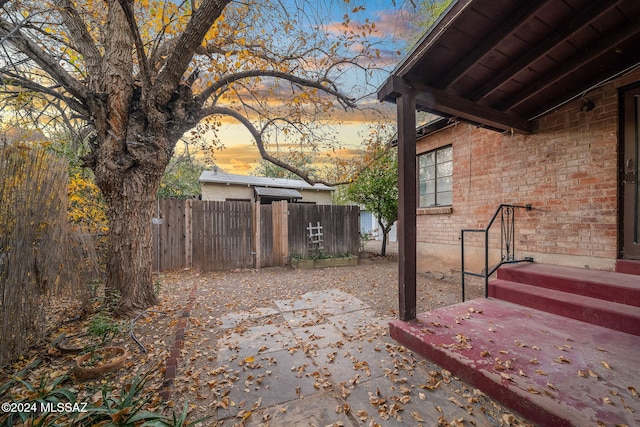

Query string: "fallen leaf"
[502, 414, 517, 425]
[411, 411, 424, 422]
[236, 410, 252, 421]
[448, 397, 464, 407]
[629, 386, 638, 398]
[601, 361, 612, 370]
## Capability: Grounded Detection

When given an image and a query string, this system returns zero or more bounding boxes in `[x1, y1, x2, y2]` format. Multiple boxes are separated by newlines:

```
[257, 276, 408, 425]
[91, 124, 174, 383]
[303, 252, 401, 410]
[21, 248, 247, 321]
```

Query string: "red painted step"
[389, 299, 640, 427]
[488, 279, 640, 336]
[496, 263, 640, 307]
[617, 259, 640, 275]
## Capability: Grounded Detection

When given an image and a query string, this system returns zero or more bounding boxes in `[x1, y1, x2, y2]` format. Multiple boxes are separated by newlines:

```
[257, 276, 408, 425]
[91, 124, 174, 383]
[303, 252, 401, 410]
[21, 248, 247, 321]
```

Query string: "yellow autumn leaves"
[68, 170, 108, 233]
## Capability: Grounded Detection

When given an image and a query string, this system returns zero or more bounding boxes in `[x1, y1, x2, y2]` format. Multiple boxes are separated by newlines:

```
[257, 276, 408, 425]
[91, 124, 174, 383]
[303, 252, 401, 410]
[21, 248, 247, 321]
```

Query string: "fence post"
[253, 201, 261, 269]
[184, 199, 192, 269]
[272, 201, 289, 265]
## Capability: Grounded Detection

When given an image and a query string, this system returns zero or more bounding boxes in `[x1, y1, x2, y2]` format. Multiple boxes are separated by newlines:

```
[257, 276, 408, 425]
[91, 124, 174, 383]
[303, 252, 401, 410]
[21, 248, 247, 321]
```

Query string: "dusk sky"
[195, 0, 418, 176]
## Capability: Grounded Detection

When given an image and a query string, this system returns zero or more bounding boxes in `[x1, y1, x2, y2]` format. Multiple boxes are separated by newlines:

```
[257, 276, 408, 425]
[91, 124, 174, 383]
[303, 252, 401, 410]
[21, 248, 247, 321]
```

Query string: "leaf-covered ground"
[1, 254, 532, 426]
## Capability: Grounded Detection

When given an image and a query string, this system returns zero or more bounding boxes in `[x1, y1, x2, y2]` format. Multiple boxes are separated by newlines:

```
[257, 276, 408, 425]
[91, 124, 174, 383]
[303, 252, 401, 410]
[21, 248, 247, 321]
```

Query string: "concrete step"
[488, 279, 640, 336]
[616, 259, 640, 275]
[389, 299, 640, 427]
[496, 263, 640, 307]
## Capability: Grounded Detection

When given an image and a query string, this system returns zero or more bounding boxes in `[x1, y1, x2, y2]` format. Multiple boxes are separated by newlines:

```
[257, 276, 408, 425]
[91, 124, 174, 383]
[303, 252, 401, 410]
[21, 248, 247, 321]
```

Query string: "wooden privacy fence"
[153, 199, 360, 271]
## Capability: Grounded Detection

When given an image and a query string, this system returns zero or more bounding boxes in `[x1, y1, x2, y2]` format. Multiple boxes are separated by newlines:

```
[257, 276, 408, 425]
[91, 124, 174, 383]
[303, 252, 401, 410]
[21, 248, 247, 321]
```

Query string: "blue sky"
[196, 0, 417, 175]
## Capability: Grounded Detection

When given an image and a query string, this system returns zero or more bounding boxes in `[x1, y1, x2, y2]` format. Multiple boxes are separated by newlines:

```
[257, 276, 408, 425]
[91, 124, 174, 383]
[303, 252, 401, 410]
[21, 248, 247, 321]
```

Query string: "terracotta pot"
[74, 346, 127, 380]
[56, 335, 95, 354]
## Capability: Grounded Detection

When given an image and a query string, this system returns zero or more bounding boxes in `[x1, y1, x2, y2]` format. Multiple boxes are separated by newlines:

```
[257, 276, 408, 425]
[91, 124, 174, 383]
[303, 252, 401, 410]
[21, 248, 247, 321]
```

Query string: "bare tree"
[0, 0, 393, 314]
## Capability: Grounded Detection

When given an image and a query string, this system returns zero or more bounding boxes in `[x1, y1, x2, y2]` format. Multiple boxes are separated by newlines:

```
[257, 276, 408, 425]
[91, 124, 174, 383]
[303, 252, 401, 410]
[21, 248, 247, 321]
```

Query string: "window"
[418, 145, 452, 207]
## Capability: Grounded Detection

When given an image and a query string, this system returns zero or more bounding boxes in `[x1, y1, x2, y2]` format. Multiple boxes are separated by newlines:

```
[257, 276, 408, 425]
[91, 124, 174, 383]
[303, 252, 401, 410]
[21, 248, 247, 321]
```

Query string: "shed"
[199, 171, 334, 204]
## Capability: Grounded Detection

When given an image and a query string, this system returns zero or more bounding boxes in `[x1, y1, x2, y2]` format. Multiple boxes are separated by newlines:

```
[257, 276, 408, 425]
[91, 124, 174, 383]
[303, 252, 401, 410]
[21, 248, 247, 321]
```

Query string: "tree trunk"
[381, 232, 388, 257]
[102, 168, 161, 316]
[378, 219, 389, 257]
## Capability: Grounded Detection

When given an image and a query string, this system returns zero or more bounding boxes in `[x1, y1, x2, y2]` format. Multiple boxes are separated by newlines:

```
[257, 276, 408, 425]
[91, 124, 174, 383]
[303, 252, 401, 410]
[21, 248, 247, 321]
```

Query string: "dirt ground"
[173, 254, 484, 321]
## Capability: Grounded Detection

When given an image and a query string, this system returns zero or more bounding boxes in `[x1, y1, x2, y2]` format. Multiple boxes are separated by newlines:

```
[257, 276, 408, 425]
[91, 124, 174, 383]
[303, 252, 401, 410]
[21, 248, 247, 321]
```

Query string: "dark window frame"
[418, 145, 453, 208]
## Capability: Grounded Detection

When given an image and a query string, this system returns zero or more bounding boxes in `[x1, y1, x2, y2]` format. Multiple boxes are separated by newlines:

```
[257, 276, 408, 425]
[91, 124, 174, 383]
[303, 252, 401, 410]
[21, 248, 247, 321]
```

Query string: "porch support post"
[397, 92, 417, 321]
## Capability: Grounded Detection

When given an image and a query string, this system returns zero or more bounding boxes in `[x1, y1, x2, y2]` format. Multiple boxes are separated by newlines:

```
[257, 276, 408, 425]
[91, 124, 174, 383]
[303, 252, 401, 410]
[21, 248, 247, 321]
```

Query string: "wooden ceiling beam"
[435, 0, 551, 89]
[378, 75, 531, 134]
[412, 81, 531, 134]
[469, 0, 622, 102]
[501, 16, 640, 112]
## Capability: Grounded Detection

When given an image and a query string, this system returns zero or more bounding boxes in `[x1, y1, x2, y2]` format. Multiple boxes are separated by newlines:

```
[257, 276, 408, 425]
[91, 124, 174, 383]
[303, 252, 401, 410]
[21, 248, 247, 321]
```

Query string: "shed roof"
[253, 187, 302, 199]
[199, 171, 334, 191]
[378, 0, 640, 134]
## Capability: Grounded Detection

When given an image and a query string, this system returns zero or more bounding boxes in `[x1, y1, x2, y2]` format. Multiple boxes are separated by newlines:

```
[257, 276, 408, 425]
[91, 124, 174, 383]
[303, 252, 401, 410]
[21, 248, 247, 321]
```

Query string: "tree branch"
[155, 0, 230, 104]
[117, 0, 151, 90]
[54, 0, 102, 80]
[198, 105, 326, 184]
[195, 69, 356, 110]
[0, 16, 87, 102]
[0, 73, 89, 117]
[196, 105, 373, 187]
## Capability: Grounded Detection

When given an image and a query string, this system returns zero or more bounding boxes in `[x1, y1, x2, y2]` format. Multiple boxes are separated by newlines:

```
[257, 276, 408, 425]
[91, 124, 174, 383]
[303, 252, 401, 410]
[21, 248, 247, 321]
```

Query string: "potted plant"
[71, 312, 127, 380]
[74, 346, 127, 380]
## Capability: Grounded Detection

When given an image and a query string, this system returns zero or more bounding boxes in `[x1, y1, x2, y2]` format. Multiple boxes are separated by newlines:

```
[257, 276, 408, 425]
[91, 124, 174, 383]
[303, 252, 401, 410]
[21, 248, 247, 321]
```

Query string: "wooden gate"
[153, 200, 253, 272]
[191, 201, 253, 270]
[152, 199, 188, 271]
[287, 204, 360, 257]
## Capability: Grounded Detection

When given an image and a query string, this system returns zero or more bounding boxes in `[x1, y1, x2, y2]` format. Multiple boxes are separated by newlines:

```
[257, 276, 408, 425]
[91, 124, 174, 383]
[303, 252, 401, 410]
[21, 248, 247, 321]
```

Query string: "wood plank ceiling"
[378, 0, 640, 134]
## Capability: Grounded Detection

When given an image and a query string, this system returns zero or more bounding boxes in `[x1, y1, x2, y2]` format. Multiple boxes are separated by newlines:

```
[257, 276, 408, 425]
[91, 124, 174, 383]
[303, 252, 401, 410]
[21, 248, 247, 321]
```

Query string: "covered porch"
[378, 0, 640, 424]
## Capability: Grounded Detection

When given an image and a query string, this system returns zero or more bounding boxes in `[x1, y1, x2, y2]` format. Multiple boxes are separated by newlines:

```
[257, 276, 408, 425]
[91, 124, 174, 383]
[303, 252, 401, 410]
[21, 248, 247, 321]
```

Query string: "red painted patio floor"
[390, 298, 640, 426]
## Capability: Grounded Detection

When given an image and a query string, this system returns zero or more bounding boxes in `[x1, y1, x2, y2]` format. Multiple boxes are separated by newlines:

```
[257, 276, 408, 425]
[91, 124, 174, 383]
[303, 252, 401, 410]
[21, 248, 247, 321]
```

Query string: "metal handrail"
[461, 204, 533, 301]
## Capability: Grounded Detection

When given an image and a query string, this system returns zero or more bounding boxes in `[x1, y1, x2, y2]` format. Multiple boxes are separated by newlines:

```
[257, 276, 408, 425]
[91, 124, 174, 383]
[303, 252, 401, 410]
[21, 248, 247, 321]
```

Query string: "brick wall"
[416, 74, 630, 273]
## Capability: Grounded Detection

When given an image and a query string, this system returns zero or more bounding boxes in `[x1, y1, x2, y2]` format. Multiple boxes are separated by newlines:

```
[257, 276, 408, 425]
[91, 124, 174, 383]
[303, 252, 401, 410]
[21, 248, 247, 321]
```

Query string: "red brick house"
[377, 1, 640, 424]
[378, 0, 640, 316]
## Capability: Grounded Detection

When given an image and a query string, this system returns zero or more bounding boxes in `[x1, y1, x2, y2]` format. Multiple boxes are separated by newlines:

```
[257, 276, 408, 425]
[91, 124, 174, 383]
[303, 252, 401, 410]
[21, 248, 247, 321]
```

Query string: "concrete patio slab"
[219, 307, 280, 329]
[273, 297, 315, 312]
[302, 289, 370, 316]
[291, 322, 346, 351]
[280, 309, 323, 328]
[218, 322, 296, 361]
[327, 309, 388, 337]
[313, 338, 395, 381]
[215, 348, 320, 420]
[218, 391, 352, 427]
[214, 289, 527, 426]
